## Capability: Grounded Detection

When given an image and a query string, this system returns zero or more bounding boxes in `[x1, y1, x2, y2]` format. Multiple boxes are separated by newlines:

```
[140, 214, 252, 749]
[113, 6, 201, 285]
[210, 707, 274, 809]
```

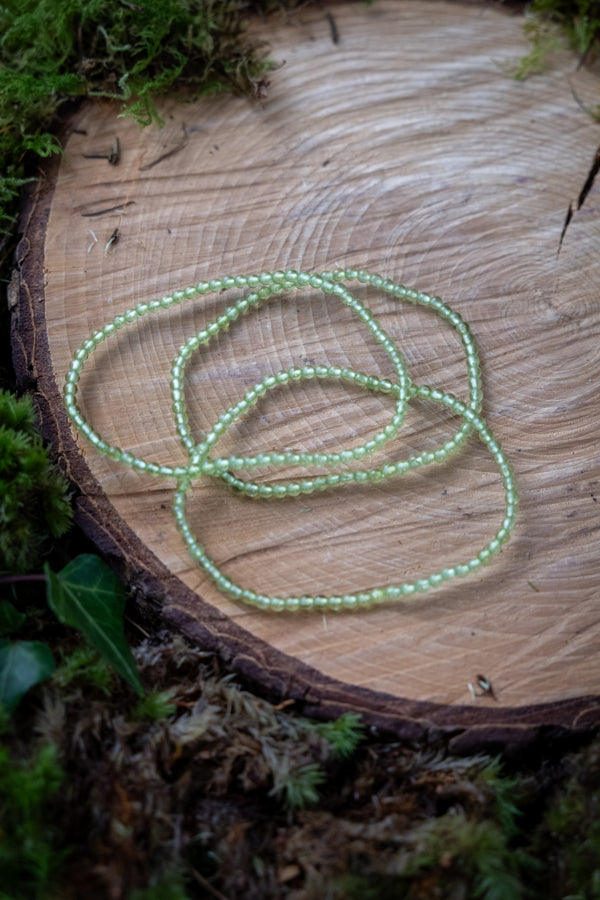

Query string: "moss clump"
[527, 0, 600, 58]
[537, 741, 600, 898]
[306, 711, 365, 759]
[0, 742, 65, 900]
[395, 810, 531, 900]
[51, 645, 115, 697]
[0, 0, 291, 236]
[131, 688, 177, 721]
[0, 390, 72, 573]
[3, 622, 600, 900]
[512, 0, 600, 80]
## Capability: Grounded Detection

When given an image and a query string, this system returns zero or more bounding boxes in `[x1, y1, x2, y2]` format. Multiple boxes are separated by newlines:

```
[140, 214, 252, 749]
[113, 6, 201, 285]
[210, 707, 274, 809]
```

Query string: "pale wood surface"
[37, 1, 600, 714]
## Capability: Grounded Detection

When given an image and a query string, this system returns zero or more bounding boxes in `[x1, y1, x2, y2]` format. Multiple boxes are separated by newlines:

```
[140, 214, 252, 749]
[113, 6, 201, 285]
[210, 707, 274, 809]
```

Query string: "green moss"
[131, 688, 177, 721]
[396, 810, 528, 900]
[271, 760, 326, 809]
[541, 746, 600, 899]
[510, 21, 565, 79]
[304, 712, 365, 759]
[527, 0, 600, 57]
[512, 0, 600, 80]
[0, 390, 72, 574]
[0, 743, 65, 900]
[0, 0, 292, 235]
[479, 757, 525, 836]
[52, 644, 115, 696]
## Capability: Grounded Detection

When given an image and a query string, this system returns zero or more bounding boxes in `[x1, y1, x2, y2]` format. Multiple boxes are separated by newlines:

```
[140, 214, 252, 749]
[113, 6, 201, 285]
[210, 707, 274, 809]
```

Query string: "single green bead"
[415, 579, 431, 592]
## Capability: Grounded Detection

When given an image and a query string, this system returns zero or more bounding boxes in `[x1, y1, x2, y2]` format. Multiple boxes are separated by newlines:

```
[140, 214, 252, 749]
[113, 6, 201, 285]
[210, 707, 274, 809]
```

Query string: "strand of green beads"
[63, 282, 207, 478]
[170, 270, 481, 494]
[171, 271, 411, 475]
[62, 268, 517, 612]
[199, 270, 482, 495]
[171, 375, 517, 611]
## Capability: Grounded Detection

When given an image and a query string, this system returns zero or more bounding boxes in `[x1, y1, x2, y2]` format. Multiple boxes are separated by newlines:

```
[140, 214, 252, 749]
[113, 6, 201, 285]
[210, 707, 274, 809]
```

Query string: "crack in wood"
[80, 200, 136, 217]
[557, 202, 573, 255]
[577, 144, 600, 210]
[140, 124, 189, 171]
[558, 144, 600, 254]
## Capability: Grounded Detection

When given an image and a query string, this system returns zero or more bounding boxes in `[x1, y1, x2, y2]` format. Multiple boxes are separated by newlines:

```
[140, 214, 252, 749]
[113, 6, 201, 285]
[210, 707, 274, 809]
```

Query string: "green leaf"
[45, 554, 143, 696]
[0, 640, 55, 712]
[0, 601, 26, 635]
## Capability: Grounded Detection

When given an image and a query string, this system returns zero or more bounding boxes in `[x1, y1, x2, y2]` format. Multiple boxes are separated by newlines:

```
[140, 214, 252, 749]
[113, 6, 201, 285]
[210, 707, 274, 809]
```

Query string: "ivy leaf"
[44, 554, 143, 697]
[0, 639, 55, 712]
[0, 601, 26, 635]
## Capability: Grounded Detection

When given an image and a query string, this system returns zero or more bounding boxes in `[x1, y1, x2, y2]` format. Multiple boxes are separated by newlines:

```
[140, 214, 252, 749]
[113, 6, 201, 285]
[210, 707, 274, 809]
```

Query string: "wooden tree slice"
[12, 1, 600, 750]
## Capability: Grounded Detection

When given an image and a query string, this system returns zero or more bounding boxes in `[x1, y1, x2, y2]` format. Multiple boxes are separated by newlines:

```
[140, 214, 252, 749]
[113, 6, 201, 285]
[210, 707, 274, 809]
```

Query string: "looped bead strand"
[63, 268, 517, 611]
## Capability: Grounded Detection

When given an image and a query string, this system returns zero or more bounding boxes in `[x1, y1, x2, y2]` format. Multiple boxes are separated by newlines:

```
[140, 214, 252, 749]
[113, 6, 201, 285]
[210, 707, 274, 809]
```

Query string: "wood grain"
[12, 1, 600, 747]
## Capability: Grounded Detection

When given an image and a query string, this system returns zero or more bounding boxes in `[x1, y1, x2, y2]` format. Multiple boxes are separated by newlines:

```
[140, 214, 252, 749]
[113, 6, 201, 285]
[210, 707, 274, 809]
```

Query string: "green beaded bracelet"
[63, 268, 517, 611]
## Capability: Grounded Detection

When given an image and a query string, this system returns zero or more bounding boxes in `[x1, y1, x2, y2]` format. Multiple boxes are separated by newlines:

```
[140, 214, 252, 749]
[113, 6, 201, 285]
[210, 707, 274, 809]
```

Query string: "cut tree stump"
[11, 1, 600, 751]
